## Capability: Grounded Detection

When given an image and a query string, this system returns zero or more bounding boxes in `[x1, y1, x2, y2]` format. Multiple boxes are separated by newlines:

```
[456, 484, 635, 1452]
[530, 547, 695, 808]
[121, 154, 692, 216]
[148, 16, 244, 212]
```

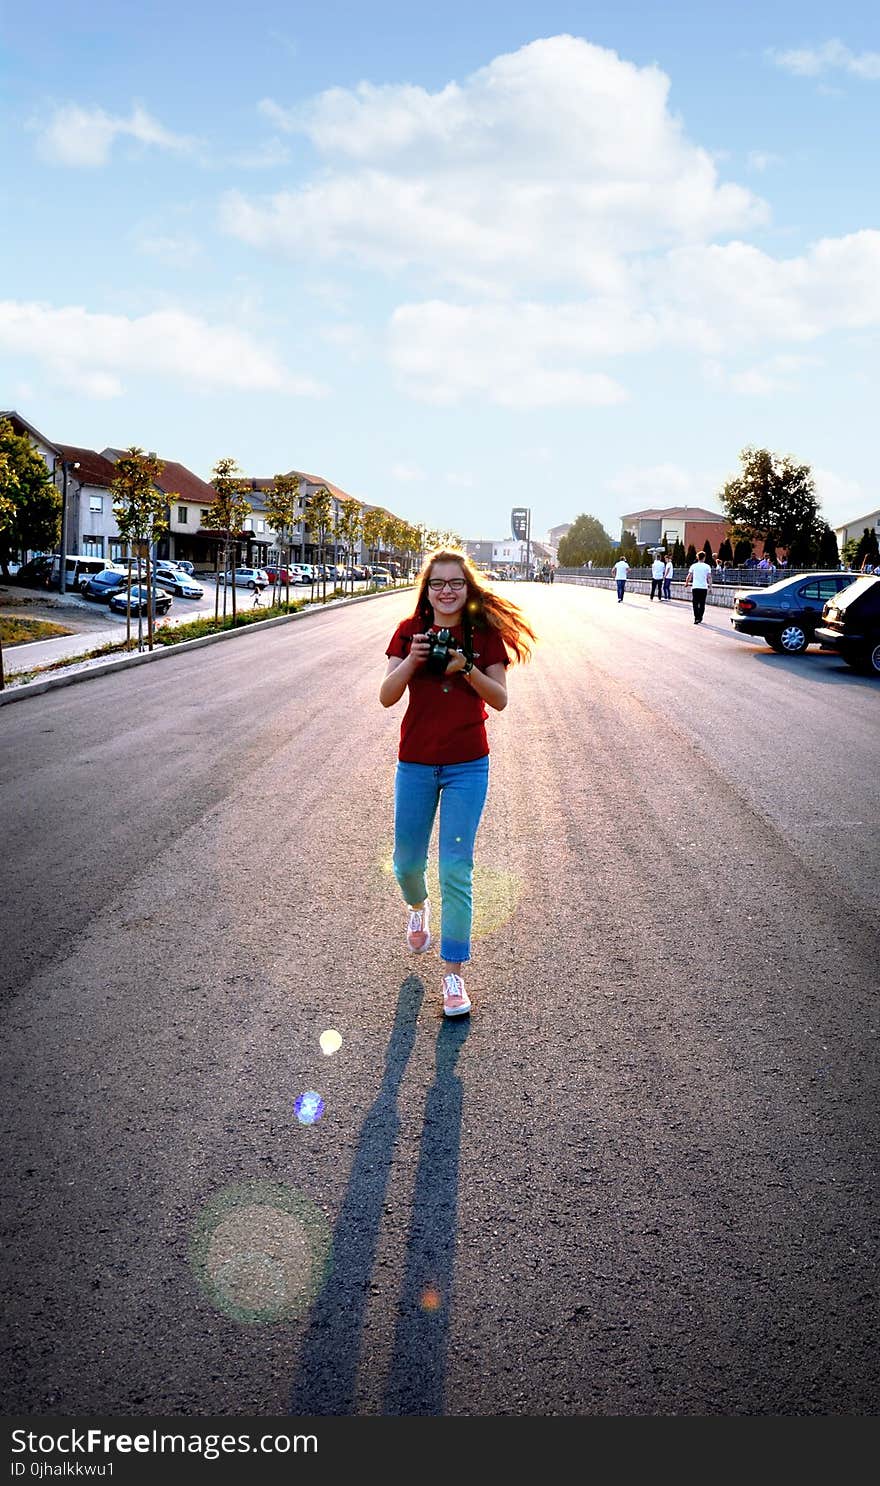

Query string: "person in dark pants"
[650, 555, 665, 600]
[611, 556, 630, 602]
[663, 554, 673, 600]
[685, 555, 712, 623]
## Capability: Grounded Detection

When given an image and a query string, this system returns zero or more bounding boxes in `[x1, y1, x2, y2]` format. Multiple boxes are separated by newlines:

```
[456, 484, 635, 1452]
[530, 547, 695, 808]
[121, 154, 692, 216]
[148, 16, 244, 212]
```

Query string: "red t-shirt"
[385, 615, 510, 764]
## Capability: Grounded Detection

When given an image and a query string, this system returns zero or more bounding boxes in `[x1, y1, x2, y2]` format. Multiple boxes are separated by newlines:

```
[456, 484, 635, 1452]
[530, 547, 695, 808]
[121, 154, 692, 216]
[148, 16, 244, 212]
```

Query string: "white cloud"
[388, 300, 629, 406]
[390, 462, 426, 481]
[0, 300, 327, 398]
[235, 37, 767, 294]
[33, 103, 197, 167]
[133, 230, 203, 265]
[229, 138, 290, 170]
[770, 39, 880, 79]
[747, 151, 782, 172]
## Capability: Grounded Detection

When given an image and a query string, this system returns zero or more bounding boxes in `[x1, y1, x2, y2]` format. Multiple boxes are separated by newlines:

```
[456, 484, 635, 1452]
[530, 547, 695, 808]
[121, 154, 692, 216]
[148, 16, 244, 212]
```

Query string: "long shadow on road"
[288, 977, 470, 1416]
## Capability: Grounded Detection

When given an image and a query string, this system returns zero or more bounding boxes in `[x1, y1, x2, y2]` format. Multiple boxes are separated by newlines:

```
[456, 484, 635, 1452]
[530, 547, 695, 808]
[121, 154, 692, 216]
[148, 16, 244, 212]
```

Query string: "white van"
[50, 554, 125, 591]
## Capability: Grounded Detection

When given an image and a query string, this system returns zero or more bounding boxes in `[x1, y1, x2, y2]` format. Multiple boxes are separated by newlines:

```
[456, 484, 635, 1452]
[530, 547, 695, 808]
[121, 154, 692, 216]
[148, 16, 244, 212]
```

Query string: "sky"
[1, 0, 878, 544]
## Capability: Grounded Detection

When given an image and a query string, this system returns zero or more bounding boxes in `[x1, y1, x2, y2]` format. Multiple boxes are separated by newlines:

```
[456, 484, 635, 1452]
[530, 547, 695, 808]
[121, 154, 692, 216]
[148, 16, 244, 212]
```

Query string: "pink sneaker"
[406, 901, 431, 953]
[442, 973, 471, 1018]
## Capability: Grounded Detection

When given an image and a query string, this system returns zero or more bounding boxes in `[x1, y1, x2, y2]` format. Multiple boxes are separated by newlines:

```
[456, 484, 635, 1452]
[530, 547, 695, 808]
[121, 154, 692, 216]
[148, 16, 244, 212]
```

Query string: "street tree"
[672, 538, 686, 567]
[0, 461, 17, 687]
[264, 472, 300, 605]
[685, 543, 698, 566]
[303, 485, 333, 602]
[202, 458, 252, 622]
[111, 448, 170, 651]
[720, 447, 820, 557]
[557, 513, 615, 568]
[362, 509, 387, 575]
[334, 498, 363, 592]
[0, 418, 60, 579]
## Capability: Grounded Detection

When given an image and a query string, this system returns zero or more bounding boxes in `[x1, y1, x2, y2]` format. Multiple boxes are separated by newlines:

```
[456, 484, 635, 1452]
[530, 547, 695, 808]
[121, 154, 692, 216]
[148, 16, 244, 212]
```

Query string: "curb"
[0, 584, 411, 707]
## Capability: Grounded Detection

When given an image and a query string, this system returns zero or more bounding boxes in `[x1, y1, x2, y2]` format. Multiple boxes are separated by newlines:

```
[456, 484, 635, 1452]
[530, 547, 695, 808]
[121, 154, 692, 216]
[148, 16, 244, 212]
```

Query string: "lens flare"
[319, 1029, 343, 1057]
[295, 1091, 325, 1125]
[420, 1286, 442, 1311]
[190, 1182, 332, 1323]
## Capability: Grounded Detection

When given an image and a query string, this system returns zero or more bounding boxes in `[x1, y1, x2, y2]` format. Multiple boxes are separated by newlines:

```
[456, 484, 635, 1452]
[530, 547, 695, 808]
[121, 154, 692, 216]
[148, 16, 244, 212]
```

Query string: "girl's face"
[426, 561, 468, 625]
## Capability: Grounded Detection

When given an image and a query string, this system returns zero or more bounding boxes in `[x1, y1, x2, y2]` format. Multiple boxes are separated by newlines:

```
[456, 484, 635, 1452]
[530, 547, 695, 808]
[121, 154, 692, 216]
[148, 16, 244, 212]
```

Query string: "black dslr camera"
[424, 627, 457, 675]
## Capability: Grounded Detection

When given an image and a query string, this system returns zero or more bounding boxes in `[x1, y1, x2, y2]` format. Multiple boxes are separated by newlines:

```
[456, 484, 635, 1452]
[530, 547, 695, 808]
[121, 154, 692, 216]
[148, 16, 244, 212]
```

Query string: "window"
[82, 536, 104, 557]
[110, 542, 126, 562]
[89, 495, 103, 513]
[799, 582, 820, 600]
[178, 506, 188, 523]
[244, 518, 253, 531]
[201, 509, 210, 523]
[257, 520, 265, 533]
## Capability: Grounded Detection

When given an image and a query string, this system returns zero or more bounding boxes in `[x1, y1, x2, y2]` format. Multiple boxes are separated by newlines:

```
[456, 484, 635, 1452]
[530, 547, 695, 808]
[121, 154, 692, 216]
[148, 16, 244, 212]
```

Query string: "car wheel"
[248, 581, 256, 590]
[765, 636, 785, 652]
[778, 624, 808, 654]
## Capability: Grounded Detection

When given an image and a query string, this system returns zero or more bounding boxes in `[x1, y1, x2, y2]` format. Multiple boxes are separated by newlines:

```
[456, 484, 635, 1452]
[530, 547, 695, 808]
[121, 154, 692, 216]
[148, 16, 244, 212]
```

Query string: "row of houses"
[2, 411, 409, 572]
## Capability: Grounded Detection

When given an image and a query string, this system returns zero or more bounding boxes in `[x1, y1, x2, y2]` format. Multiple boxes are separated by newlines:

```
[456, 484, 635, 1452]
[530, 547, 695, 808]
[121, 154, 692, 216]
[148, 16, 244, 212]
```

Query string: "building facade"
[620, 505, 729, 555]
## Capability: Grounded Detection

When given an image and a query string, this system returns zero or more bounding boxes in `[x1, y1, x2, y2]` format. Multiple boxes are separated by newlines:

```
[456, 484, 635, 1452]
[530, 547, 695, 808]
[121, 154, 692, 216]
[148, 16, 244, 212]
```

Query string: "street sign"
[511, 508, 529, 540]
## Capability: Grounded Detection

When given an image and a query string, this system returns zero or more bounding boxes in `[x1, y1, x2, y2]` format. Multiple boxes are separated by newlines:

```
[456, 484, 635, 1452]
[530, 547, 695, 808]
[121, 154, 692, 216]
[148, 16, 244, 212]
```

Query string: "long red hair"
[412, 548, 537, 664]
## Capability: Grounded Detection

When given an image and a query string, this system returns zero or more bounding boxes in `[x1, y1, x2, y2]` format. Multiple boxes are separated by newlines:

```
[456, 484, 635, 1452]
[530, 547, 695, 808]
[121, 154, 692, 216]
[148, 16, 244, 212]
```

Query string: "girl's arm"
[379, 635, 431, 706]
[445, 653, 508, 711]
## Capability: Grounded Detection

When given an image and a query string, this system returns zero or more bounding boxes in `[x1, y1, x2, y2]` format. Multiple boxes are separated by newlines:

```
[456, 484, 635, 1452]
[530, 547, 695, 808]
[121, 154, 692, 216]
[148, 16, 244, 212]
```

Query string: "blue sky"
[2, 0, 878, 542]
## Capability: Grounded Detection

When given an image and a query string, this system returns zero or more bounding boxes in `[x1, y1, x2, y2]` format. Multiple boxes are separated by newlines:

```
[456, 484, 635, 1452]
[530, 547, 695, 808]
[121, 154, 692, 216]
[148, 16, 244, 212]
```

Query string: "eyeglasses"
[428, 578, 466, 591]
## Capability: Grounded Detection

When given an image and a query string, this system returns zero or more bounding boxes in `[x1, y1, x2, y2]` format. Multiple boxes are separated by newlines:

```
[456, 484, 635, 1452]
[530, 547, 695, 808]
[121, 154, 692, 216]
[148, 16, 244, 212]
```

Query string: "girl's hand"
[409, 633, 432, 667]
[444, 647, 468, 675]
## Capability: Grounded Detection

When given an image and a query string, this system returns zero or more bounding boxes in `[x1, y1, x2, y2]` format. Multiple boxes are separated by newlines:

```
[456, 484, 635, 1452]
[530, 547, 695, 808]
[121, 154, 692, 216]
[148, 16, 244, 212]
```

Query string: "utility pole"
[57, 457, 80, 594]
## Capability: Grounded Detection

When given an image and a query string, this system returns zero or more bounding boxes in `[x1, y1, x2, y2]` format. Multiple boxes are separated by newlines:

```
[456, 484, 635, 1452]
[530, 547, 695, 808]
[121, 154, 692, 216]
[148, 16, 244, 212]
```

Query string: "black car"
[815, 575, 880, 676]
[80, 570, 132, 602]
[730, 571, 858, 654]
[108, 585, 173, 617]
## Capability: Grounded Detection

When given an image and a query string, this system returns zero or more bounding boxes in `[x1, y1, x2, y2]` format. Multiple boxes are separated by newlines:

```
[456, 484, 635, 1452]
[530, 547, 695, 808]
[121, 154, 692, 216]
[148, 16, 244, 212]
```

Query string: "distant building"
[620, 505, 728, 555]
[547, 522, 571, 546]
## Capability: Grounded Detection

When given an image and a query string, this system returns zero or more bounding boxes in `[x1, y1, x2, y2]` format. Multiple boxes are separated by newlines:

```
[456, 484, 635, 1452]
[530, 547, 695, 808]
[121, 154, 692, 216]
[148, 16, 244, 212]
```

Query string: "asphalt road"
[1, 582, 878, 1417]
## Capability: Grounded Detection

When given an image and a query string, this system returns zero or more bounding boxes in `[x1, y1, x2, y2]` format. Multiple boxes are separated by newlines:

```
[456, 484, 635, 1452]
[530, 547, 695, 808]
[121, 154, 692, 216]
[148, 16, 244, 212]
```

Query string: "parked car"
[152, 567, 205, 598]
[370, 570, 391, 586]
[290, 565, 314, 583]
[730, 571, 858, 654]
[216, 567, 269, 590]
[80, 570, 134, 602]
[108, 585, 173, 616]
[815, 575, 880, 675]
[173, 560, 195, 575]
[264, 566, 297, 585]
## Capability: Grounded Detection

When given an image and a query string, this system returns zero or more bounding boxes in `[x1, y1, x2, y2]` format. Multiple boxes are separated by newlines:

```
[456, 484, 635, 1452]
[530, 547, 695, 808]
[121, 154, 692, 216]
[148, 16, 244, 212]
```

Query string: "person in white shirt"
[611, 557, 630, 602]
[650, 555, 665, 601]
[663, 554, 674, 600]
[685, 556, 713, 624]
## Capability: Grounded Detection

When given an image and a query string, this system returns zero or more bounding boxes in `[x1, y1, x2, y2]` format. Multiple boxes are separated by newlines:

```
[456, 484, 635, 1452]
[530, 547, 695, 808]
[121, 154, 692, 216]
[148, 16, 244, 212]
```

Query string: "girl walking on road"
[380, 550, 536, 1017]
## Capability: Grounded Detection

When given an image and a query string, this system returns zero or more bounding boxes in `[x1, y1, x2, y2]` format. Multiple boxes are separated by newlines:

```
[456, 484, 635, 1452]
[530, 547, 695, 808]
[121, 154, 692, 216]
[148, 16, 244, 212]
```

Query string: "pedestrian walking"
[663, 554, 674, 600]
[380, 548, 537, 1017]
[549, 563, 555, 584]
[650, 555, 665, 601]
[685, 553, 713, 624]
[611, 556, 630, 602]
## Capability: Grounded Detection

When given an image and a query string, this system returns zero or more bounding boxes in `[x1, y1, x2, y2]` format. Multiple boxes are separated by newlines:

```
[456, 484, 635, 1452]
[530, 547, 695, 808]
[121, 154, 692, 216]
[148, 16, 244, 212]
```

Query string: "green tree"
[0, 418, 60, 578]
[855, 525, 880, 569]
[264, 472, 300, 605]
[841, 536, 859, 569]
[685, 543, 698, 566]
[557, 513, 615, 567]
[720, 447, 819, 556]
[816, 523, 841, 568]
[334, 497, 363, 592]
[619, 528, 640, 566]
[718, 537, 733, 563]
[0, 461, 17, 687]
[303, 485, 333, 601]
[733, 537, 752, 564]
[111, 448, 170, 651]
[672, 538, 686, 567]
[362, 508, 387, 576]
[202, 457, 252, 622]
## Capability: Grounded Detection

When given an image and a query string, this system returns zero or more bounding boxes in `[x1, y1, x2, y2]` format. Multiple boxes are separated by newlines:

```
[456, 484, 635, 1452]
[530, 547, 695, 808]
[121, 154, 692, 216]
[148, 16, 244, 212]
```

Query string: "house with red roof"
[620, 505, 729, 556]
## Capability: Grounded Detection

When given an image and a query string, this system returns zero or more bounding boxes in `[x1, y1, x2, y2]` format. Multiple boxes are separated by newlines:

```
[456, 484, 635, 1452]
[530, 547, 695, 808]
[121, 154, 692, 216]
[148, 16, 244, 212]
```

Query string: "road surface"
[1, 582, 878, 1416]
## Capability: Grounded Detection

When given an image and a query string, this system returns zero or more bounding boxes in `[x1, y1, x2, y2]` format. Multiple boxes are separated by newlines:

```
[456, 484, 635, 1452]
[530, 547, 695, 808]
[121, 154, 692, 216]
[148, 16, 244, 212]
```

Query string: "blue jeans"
[393, 758, 490, 963]
[616, 580, 626, 601]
